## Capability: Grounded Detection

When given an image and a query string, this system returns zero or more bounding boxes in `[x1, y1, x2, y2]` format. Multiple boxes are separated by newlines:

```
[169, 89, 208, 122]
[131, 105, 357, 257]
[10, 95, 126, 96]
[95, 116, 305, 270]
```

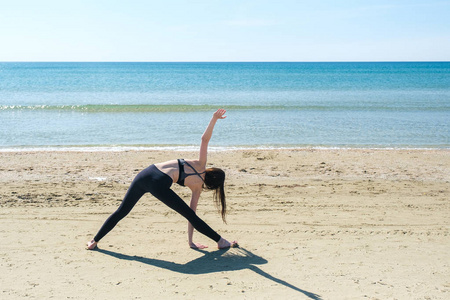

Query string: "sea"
[0, 62, 449, 150]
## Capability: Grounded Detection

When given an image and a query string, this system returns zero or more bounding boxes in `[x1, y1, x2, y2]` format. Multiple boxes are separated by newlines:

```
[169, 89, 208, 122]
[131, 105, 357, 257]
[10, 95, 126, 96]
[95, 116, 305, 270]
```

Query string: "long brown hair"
[203, 167, 227, 223]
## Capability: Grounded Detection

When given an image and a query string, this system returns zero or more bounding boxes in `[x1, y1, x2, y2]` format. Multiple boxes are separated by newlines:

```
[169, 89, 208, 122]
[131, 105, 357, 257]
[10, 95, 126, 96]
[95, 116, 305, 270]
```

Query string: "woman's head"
[204, 167, 227, 223]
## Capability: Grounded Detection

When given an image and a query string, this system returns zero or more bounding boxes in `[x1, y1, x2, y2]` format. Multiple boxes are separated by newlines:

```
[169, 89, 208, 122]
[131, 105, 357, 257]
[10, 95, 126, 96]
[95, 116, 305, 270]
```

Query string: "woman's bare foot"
[217, 237, 238, 249]
[86, 239, 98, 250]
[189, 242, 208, 249]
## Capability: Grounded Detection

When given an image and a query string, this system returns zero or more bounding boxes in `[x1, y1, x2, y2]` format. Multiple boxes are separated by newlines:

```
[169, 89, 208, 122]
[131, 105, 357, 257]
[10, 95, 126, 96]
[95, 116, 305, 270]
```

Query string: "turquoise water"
[0, 62, 449, 149]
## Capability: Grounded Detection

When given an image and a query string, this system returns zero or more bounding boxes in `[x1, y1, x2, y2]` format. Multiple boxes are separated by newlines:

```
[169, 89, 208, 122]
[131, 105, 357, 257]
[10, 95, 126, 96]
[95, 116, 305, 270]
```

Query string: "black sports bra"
[176, 159, 205, 186]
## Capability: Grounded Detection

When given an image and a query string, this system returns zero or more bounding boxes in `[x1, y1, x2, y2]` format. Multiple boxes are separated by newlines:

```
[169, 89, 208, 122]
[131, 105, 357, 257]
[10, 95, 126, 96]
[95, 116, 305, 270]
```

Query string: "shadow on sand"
[96, 247, 321, 300]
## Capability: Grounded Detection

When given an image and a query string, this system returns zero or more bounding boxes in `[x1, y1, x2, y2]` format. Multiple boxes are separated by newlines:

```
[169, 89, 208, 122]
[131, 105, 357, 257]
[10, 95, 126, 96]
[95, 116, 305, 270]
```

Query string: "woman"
[86, 109, 237, 250]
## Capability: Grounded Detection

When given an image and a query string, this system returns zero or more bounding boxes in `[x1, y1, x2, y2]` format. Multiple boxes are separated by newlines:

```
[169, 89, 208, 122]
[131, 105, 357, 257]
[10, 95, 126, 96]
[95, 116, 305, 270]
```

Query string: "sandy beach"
[1, 148, 449, 299]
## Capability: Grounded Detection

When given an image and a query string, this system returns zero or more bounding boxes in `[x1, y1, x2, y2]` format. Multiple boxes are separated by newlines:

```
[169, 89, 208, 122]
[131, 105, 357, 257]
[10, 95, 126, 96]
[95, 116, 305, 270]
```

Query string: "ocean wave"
[0, 104, 275, 112]
[0, 145, 448, 152]
[1, 104, 448, 112]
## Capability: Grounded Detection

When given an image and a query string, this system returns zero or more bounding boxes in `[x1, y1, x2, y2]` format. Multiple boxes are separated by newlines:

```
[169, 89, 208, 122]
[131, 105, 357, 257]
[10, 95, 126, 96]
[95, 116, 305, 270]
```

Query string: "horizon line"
[1, 60, 449, 63]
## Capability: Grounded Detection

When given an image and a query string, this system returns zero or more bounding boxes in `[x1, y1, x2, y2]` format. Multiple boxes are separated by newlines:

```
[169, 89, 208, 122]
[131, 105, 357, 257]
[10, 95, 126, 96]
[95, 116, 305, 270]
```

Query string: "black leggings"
[93, 165, 221, 243]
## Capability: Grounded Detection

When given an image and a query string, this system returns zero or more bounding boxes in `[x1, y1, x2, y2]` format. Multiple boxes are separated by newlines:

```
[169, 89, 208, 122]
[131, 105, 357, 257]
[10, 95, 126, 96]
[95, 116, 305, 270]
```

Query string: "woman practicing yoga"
[86, 109, 237, 250]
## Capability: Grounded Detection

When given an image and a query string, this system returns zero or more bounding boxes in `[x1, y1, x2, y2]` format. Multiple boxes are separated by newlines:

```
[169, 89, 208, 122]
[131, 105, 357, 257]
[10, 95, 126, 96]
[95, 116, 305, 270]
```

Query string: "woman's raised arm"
[198, 109, 227, 165]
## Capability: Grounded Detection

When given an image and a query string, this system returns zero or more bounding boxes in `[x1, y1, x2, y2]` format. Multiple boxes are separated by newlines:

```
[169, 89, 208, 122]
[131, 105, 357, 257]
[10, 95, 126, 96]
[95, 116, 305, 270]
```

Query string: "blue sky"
[1, 0, 449, 61]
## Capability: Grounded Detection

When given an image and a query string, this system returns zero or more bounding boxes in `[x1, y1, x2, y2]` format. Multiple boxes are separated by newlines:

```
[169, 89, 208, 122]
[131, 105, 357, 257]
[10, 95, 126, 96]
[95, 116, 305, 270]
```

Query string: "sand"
[0, 148, 449, 299]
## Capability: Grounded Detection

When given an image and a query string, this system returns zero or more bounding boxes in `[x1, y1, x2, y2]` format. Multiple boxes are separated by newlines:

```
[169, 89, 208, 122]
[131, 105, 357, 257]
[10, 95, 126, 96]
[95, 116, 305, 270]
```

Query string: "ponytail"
[214, 182, 226, 223]
[204, 167, 227, 223]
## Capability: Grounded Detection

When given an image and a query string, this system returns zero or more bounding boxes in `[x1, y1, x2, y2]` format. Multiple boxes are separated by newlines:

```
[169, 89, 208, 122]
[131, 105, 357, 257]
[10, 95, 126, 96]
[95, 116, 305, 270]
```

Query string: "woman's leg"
[151, 188, 221, 242]
[93, 180, 146, 243]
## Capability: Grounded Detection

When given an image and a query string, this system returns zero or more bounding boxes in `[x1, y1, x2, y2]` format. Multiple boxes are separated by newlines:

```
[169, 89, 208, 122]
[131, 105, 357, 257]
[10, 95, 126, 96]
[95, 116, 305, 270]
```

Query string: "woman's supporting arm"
[199, 109, 227, 165]
[187, 189, 208, 249]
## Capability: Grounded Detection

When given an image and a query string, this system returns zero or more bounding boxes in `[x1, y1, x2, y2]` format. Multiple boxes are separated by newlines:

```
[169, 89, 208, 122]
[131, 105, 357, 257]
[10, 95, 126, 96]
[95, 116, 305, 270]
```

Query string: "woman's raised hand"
[213, 109, 227, 120]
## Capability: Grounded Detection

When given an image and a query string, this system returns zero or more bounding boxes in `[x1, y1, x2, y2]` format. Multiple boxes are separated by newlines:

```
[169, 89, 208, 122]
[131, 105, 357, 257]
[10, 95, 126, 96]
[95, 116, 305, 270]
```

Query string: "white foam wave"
[0, 145, 447, 153]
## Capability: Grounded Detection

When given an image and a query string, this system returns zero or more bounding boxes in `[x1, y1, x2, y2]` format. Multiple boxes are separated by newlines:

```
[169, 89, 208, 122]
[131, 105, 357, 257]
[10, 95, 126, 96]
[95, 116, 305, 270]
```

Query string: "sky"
[1, 0, 449, 62]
